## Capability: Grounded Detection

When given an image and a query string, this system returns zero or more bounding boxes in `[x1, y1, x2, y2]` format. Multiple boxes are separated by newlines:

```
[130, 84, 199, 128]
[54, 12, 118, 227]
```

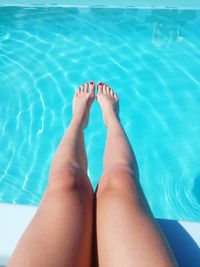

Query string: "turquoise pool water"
[0, 7, 200, 221]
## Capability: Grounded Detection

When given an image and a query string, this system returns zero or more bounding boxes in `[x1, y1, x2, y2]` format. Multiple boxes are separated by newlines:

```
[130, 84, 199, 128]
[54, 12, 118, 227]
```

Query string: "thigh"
[8, 171, 94, 267]
[96, 166, 177, 267]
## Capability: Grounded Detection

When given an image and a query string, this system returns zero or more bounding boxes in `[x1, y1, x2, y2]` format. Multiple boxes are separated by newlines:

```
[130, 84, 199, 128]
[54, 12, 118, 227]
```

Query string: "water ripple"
[0, 7, 200, 221]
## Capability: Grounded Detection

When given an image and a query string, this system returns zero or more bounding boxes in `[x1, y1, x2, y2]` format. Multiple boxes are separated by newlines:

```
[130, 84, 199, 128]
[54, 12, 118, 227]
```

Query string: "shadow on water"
[157, 219, 200, 267]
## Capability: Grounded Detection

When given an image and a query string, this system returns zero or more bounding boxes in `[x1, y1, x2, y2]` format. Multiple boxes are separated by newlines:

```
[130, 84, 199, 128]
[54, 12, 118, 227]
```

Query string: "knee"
[48, 166, 93, 198]
[96, 165, 138, 198]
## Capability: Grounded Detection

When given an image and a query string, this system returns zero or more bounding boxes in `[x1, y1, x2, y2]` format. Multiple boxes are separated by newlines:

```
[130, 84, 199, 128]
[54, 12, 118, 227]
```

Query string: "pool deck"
[0, 203, 200, 266]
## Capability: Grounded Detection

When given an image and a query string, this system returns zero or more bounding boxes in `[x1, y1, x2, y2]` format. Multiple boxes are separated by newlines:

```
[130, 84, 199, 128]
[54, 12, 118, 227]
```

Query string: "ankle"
[105, 112, 120, 127]
[71, 116, 84, 129]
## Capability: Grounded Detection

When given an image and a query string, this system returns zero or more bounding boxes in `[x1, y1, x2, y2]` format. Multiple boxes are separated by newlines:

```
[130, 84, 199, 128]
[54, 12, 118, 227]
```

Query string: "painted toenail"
[98, 82, 103, 86]
[90, 81, 94, 85]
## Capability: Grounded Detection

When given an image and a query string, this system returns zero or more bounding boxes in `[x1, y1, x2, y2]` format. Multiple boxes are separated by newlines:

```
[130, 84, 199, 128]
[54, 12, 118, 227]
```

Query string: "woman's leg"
[96, 83, 177, 267]
[8, 82, 95, 267]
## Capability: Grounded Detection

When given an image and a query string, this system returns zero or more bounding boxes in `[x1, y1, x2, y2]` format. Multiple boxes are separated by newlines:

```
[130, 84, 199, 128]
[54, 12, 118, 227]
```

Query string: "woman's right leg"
[8, 82, 95, 267]
[96, 83, 177, 267]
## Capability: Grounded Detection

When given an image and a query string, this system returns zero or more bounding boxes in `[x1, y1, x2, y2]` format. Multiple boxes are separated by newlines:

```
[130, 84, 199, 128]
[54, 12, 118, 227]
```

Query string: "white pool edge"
[0, 203, 199, 266]
[0, 0, 200, 9]
[0, 204, 37, 266]
[1, 5, 200, 10]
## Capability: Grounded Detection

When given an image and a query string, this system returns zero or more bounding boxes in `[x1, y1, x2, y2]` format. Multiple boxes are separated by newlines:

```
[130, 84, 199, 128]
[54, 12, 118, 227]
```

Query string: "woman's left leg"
[8, 82, 95, 267]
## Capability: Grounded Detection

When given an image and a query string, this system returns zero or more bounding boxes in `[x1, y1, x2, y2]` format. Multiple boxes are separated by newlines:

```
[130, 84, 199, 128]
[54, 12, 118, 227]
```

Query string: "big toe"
[97, 82, 103, 94]
[89, 81, 95, 98]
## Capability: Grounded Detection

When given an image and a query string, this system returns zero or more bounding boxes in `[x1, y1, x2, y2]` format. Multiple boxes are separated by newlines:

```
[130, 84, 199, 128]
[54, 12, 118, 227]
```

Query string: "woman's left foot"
[72, 82, 95, 127]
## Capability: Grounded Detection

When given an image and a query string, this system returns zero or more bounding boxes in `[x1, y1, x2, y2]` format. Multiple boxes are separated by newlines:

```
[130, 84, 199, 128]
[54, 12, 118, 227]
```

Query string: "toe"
[75, 87, 79, 97]
[98, 82, 103, 94]
[106, 85, 110, 94]
[78, 87, 81, 95]
[103, 83, 106, 93]
[85, 82, 89, 92]
[114, 93, 118, 101]
[81, 84, 84, 93]
[110, 88, 114, 98]
[89, 81, 95, 95]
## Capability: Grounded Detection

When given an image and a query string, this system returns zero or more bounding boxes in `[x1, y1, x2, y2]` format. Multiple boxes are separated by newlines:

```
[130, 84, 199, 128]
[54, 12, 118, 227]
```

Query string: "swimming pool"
[0, 4, 200, 222]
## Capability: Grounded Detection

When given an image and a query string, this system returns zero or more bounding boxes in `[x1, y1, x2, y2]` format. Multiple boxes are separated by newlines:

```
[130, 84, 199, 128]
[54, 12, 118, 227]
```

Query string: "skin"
[8, 82, 177, 267]
[96, 83, 177, 267]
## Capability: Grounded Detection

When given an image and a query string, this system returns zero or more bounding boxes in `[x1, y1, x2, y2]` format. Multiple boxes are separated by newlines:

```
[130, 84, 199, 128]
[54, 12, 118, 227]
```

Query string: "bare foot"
[96, 82, 119, 126]
[73, 81, 95, 127]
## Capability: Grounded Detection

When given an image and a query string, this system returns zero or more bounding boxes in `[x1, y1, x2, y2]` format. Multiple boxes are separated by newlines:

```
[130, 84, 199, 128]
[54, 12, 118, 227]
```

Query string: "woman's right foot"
[72, 81, 95, 128]
[96, 82, 119, 126]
